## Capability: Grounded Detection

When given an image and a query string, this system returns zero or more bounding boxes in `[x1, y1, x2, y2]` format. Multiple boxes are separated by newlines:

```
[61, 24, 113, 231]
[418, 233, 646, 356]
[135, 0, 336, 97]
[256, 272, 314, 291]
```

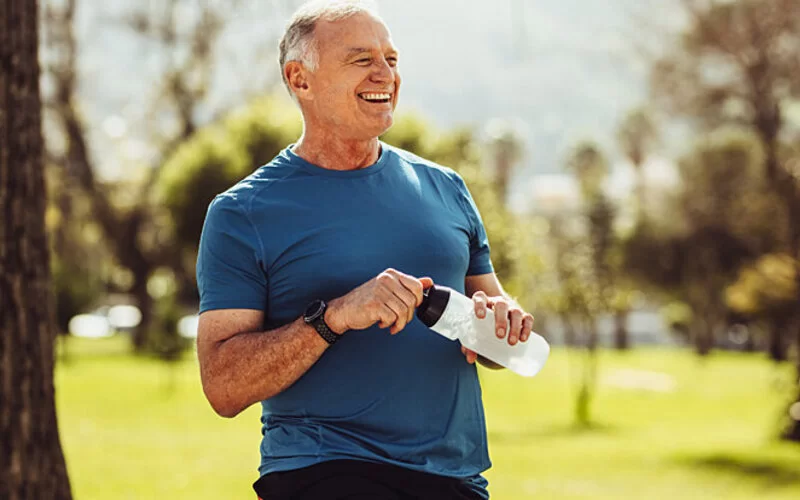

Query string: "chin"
[380, 116, 394, 134]
[358, 118, 393, 139]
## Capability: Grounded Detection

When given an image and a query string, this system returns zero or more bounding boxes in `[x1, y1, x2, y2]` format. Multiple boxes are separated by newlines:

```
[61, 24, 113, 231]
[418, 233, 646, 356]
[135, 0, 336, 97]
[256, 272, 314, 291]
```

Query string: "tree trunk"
[767, 317, 789, 362]
[783, 321, 800, 442]
[613, 309, 630, 350]
[0, 0, 73, 497]
[586, 318, 598, 352]
[131, 271, 153, 352]
[575, 342, 598, 428]
[561, 314, 576, 347]
[634, 166, 646, 223]
[757, 115, 800, 440]
[692, 317, 713, 356]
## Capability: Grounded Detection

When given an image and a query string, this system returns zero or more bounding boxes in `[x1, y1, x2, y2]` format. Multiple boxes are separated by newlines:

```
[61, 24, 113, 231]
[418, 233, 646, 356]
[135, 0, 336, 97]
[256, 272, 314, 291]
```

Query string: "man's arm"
[463, 273, 535, 370]
[197, 309, 329, 418]
[198, 269, 431, 418]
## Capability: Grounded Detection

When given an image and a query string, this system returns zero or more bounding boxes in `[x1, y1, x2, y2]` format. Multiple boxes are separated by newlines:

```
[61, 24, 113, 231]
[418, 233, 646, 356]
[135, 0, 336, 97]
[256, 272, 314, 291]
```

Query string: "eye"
[355, 58, 371, 65]
[387, 57, 398, 67]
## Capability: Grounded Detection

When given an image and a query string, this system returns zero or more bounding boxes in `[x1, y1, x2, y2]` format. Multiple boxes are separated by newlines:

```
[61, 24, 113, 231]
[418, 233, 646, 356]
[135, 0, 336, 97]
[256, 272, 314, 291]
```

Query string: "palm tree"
[617, 108, 657, 221]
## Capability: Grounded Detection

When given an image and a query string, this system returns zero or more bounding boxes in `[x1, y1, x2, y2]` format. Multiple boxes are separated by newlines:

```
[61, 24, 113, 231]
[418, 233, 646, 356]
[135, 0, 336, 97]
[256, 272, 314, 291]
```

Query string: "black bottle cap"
[416, 284, 451, 327]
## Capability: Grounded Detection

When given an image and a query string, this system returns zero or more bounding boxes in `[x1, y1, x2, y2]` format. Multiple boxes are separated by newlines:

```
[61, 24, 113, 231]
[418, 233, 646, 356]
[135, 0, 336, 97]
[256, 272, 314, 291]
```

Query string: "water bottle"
[417, 285, 550, 377]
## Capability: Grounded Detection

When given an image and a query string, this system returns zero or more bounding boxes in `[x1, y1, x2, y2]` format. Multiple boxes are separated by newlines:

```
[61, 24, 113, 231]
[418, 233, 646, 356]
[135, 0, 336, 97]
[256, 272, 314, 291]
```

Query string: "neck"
[292, 126, 381, 171]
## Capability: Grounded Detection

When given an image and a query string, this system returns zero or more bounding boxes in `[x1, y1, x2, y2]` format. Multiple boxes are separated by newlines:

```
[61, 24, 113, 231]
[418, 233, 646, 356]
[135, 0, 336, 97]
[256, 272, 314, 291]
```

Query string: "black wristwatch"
[303, 299, 340, 345]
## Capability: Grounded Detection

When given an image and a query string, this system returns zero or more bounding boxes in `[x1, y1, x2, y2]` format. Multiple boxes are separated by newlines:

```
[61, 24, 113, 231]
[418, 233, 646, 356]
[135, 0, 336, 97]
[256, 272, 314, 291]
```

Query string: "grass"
[55, 336, 800, 499]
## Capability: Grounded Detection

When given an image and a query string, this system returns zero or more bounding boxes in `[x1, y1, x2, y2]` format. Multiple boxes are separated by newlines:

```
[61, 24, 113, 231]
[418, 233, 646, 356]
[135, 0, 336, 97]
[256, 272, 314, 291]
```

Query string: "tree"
[651, 0, 800, 437]
[651, 0, 800, 438]
[156, 95, 302, 301]
[46, 166, 108, 335]
[560, 141, 616, 425]
[624, 129, 777, 355]
[617, 107, 658, 221]
[41, 0, 235, 350]
[485, 119, 524, 205]
[0, 0, 73, 497]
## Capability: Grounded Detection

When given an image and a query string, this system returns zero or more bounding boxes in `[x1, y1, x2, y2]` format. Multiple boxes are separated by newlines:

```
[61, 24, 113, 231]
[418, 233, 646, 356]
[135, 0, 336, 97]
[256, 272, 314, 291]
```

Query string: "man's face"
[301, 13, 401, 140]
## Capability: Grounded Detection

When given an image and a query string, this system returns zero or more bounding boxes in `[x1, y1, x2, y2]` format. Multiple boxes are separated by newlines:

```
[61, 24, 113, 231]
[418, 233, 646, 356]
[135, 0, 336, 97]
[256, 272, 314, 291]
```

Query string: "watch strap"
[310, 315, 339, 345]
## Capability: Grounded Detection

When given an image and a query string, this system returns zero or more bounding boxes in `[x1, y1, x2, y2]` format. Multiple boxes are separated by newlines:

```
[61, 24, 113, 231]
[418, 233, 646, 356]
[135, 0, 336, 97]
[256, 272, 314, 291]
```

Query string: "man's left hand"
[460, 291, 534, 365]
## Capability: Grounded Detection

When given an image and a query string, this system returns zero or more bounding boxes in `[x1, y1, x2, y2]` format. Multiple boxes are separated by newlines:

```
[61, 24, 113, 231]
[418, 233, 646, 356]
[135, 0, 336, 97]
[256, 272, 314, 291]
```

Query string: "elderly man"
[196, 1, 535, 498]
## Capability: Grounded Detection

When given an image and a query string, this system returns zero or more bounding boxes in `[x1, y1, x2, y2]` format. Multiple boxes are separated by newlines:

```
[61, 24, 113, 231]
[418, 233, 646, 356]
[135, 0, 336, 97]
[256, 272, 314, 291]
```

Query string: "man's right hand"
[325, 269, 433, 335]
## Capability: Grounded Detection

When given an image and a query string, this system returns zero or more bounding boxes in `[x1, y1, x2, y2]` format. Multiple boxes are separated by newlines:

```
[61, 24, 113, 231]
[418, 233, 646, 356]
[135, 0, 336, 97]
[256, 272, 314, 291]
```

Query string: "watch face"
[304, 300, 325, 322]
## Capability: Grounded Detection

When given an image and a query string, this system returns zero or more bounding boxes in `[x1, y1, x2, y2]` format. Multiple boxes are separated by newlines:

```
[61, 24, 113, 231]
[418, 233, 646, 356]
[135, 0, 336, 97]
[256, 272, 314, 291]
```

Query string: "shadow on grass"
[677, 454, 800, 489]
[488, 422, 621, 443]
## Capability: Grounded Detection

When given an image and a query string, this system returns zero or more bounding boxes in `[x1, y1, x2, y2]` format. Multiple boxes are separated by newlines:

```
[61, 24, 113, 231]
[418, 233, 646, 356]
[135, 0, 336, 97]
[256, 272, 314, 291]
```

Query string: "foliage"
[617, 108, 657, 169]
[726, 253, 798, 319]
[651, 0, 800, 435]
[45, 167, 109, 332]
[623, 129, 781, 355]
[42, 0, 231, 351]
[652, 0, 800, 133]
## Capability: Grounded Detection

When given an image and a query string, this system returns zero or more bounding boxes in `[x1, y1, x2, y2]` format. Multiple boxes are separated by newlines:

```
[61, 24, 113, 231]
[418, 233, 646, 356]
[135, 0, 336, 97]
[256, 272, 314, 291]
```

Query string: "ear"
[285, 61, 311, 100]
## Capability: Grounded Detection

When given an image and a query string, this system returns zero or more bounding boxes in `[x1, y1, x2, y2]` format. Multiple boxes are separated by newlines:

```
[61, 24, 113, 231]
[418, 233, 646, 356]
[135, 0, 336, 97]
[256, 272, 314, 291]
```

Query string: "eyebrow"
[343, 47, 399, 59]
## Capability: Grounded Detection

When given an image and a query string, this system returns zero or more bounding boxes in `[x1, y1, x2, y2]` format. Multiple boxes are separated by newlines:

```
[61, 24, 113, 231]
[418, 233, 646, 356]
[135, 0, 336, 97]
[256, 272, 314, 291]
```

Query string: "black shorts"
[253, 459, 486, 500]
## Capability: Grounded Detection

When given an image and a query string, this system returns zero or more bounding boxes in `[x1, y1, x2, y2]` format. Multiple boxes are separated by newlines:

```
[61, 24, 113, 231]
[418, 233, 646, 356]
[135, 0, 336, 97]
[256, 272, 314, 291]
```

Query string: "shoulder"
[209, 149, 301, 215]
[382, 143, 465, 188]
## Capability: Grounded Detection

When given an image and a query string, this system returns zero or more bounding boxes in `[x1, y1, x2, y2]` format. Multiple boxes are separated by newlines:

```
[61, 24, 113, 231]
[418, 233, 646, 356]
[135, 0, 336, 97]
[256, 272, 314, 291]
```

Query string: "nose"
[370, 56, 394, 83]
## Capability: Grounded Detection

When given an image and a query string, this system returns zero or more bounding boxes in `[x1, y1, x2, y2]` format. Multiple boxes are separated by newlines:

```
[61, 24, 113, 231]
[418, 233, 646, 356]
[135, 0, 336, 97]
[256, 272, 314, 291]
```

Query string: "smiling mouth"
[358, 92, 392, 104]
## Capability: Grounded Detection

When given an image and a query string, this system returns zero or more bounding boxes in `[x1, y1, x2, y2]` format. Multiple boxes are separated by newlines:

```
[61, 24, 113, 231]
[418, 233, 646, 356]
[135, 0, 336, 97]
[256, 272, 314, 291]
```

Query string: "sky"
[57, 0, 670, 212]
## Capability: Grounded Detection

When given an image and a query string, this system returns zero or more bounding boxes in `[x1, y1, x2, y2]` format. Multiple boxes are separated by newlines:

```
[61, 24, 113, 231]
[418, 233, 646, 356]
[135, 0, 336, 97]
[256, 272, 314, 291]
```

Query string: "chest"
[256, 177, 472, 320]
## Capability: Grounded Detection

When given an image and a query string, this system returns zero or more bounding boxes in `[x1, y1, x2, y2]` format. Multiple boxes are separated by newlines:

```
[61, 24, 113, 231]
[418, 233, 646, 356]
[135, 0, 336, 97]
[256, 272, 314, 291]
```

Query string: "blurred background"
[36, 0, 800, 498]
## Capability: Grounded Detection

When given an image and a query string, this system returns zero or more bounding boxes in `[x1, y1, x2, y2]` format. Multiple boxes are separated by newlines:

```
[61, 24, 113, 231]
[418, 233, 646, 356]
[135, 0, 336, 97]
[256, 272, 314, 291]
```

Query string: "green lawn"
[56, 337, 800, 499]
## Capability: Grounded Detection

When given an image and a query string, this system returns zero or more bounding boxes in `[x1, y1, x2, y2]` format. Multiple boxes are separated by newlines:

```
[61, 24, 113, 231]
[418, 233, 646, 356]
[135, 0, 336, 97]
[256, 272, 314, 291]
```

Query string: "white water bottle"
[416, 285, 550, 377]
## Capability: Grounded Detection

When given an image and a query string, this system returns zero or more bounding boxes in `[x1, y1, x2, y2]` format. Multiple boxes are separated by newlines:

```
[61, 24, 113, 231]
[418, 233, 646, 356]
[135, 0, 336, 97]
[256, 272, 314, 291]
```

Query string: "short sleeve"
[451, 173, 494, 276]
[196, 194, 268, 313]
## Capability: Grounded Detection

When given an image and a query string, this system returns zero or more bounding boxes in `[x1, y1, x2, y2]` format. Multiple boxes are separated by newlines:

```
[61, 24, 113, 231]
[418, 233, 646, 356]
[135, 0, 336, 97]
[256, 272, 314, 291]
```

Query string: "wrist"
[324, 299, 347, 335]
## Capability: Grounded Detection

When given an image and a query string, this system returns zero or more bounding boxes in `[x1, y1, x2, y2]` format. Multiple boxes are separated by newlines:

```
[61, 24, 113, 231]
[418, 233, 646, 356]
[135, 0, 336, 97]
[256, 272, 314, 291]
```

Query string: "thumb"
[419, 277, 434, 290]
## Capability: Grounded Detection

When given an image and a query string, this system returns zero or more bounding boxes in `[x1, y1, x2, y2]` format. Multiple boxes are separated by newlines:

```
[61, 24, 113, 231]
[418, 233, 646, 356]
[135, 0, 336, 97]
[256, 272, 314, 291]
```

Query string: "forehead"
[314, 12, 396, 55]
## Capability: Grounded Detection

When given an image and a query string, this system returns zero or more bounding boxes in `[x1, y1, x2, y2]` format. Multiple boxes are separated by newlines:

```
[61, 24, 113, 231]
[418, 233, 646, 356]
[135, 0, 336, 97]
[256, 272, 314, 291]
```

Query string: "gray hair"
[278, 0, 380, 96]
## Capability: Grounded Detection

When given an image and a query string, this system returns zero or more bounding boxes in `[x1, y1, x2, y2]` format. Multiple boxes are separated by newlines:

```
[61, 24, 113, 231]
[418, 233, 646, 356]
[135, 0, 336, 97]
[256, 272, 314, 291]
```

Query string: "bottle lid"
[416, 284, 451, 327]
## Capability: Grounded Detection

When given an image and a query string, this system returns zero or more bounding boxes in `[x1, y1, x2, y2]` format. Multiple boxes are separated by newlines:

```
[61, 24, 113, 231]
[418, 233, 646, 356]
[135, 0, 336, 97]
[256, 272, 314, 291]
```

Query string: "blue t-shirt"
[197, 143, 494, 497]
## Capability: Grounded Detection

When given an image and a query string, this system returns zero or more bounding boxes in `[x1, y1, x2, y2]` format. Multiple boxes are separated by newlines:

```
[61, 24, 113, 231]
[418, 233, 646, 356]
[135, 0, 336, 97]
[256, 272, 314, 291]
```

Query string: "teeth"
[361, 93, 391, 101]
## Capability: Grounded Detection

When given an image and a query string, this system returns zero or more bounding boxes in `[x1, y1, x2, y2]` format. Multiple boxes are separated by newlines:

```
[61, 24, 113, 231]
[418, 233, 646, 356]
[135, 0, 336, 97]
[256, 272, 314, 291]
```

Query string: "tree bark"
[767, 317, 789, 362]
[0, 0, 73, 497]
[131, 271, 154, 351]
[692, 316, 714, 357]
[585, 318, 598, 352]
[613, 309, 630, 350]
[561, 314, 576, 347]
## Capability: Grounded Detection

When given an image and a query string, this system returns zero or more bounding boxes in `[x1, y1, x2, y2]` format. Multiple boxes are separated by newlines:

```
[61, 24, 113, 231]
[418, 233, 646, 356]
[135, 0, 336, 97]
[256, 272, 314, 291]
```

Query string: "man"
[196, 1, 535, 498]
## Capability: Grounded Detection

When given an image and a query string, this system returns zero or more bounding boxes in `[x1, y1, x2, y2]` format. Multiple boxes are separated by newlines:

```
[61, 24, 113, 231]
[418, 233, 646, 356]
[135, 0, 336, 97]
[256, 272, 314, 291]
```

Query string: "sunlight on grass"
[56, 338, 800, 499]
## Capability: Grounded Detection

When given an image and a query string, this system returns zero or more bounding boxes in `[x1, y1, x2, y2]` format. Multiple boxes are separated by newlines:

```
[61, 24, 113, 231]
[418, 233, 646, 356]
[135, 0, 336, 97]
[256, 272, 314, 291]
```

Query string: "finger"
[493, 301, 509, 339]
[462, 346, 477, 364]
[378, 303, 399, 331]
[508, 309, 523, 345]
[395, 273, 426, 308]
[520, 314, 534, 342]
[390, 285, 418, 326]
[419, 277, 434, 290]
[384, 297, 410, 334]
[472, 291, 489, 319]
[378, 271, 415, 328]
